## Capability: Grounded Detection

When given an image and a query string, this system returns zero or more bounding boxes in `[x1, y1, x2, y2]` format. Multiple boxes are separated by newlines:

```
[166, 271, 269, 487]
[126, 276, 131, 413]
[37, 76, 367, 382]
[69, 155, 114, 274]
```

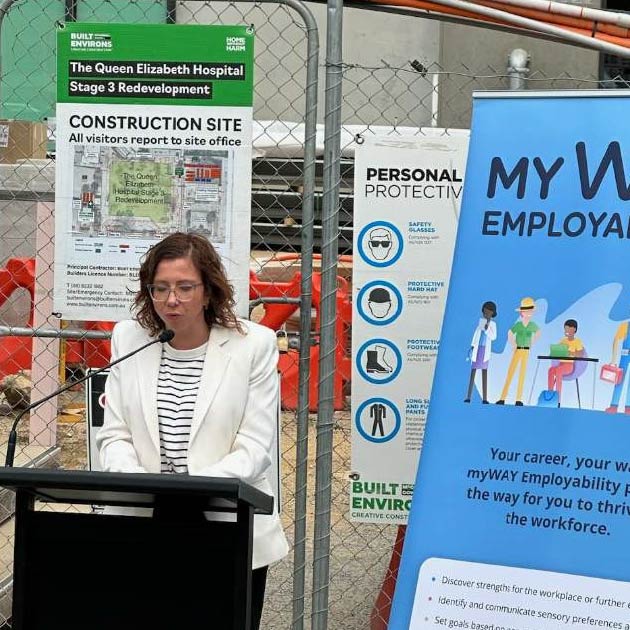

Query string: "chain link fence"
[0, 1, 623, 627]
[0, 2, 320, 627]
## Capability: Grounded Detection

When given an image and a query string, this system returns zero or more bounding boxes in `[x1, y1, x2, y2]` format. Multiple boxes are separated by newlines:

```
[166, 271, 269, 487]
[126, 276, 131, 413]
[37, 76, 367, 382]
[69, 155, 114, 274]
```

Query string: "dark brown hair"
[134, 232, 242, 336]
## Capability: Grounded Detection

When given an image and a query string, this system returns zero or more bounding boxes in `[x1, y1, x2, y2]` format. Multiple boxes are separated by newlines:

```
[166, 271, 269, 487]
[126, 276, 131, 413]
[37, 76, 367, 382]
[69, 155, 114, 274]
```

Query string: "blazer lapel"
[138, 340, 162, 455]
[189, 326, 232, 446]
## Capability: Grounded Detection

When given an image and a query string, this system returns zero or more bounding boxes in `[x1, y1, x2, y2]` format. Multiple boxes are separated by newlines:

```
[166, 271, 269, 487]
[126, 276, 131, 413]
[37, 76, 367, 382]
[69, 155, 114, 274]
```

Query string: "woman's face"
[482, 306, 494, 319]
[149, 256, 208, 338]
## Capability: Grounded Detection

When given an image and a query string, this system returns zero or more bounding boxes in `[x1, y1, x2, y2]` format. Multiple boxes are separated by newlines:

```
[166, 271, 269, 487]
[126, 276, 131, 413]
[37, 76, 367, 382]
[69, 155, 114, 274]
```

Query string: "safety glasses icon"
[369, 240, 391, 248]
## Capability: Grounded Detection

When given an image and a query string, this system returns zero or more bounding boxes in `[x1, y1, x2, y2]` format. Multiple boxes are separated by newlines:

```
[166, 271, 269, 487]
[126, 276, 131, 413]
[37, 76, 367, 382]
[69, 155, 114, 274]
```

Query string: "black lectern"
[0, 468, 272, 630]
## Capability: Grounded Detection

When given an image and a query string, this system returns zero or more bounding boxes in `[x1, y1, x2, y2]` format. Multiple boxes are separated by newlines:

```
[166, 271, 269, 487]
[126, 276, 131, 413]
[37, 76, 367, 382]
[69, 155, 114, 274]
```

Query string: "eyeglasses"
[369, 240, 391, 248]
[147, 283, 203, 302]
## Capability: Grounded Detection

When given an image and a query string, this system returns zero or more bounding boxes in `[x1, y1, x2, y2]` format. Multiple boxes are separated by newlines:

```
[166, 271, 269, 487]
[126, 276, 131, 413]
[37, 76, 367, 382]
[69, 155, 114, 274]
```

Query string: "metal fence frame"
[0, 1, 322, 628]
[313, 0, 342, 628]
[2, 1, 628, 628]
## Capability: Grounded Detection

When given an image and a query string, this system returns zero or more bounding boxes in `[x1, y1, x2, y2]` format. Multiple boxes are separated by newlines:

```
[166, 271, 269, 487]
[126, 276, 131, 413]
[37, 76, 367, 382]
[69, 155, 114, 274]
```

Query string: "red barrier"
[250, 269, 352, 411]
[0, 256, 352, 411]
[0, 258, 36, 378]
[83, 321, 115, 367]
[0, 257, 114, 377]
[85, 266, 354, 409]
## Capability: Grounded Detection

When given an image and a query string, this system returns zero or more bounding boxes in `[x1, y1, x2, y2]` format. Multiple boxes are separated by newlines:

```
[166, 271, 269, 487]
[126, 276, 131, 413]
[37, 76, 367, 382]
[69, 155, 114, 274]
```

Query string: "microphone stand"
[4, 330, 174, 467]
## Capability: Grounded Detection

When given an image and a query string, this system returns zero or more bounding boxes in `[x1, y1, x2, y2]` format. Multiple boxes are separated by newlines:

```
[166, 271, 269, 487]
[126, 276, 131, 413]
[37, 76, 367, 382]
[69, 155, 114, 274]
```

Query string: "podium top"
[0, 468, 273, 513]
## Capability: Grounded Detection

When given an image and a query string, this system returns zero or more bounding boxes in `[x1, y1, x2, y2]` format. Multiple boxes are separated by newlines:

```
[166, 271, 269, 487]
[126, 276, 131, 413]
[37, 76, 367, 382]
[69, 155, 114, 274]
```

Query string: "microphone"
[158, 329, 175, 343]
[4, 329, 175, 467]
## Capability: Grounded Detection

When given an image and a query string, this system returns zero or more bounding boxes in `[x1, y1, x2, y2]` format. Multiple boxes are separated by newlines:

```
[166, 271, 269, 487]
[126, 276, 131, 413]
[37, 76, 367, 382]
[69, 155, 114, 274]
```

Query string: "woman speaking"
[96, 232, 288, 629]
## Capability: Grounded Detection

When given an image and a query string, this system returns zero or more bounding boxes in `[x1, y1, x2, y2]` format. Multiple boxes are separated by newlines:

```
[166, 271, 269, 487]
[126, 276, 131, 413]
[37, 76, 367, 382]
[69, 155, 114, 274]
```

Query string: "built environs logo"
[70, 32, 112, 50]
[225, 36, 246, 52]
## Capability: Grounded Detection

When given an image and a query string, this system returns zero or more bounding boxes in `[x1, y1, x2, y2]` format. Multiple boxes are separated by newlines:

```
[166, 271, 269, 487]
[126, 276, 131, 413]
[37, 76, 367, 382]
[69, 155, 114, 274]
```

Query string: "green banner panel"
[57, 23, 254, 107]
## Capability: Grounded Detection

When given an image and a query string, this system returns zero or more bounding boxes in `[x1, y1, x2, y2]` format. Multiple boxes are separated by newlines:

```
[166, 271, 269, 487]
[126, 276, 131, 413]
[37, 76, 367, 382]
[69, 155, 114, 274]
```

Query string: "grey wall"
[438, 15, 603, 129]
[179, 2, 614, 131]
[180, 1, 441, 127]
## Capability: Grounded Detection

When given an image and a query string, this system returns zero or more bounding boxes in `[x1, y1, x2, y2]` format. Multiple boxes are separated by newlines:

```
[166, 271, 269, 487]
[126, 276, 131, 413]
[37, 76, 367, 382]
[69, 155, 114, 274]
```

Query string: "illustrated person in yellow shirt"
[547, 319, 583, 405]
[606, 320, 630, 414]
[496, 297, 541, 406]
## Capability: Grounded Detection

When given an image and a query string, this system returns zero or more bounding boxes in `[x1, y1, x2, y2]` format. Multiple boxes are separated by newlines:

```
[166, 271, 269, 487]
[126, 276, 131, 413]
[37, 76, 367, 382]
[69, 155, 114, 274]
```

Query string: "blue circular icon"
[356, 338, 402, 384]
[358, 221, 403, 268]
[357, 280, 403, 326]
[355, 398, 401, 443]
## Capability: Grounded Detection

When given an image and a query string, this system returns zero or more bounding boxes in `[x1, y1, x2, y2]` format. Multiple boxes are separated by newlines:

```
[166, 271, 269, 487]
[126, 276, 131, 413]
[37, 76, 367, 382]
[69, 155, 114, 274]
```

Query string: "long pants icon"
[370, 403, 386, 437]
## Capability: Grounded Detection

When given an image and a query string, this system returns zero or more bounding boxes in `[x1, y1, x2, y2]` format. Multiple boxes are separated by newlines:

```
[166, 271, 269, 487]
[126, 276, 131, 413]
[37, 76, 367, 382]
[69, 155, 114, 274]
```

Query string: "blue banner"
[390, 92, 630, 629]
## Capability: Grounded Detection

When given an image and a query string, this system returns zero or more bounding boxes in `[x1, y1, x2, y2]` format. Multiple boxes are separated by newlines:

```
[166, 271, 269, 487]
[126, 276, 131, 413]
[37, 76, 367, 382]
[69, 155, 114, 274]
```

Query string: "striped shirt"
[157, 341, 207, 474]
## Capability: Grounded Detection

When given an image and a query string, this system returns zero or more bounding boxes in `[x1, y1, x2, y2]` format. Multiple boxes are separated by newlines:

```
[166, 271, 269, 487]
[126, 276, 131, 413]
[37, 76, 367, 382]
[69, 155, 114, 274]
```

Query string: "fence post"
[312, 0, 343, 628]
[0, 6, 320, 627]
[255, 2, 320, 626]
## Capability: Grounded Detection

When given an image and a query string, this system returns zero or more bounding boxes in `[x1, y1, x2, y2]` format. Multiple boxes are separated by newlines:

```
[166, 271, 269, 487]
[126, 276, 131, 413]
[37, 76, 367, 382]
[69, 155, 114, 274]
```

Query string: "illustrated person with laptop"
[496, 297, 541, 406]
[547, 319, 584, 405]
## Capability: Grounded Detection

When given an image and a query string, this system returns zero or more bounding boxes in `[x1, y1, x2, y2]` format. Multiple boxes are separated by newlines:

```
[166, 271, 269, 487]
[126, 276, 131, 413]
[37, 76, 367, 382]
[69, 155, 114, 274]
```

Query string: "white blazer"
[96, 318, 289, 569]
[470, 319, 497, 364]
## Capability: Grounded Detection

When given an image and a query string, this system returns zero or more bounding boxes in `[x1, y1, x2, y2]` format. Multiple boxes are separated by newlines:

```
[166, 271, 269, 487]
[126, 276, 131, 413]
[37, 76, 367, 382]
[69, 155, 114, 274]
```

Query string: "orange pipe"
[271, 252, 353, 264]
[557, 24, 630, 49]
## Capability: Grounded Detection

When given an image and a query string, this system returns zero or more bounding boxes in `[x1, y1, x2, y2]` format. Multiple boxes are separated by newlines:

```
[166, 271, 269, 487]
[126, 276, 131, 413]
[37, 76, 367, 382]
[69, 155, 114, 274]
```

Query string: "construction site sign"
[54, 22, 254, 320]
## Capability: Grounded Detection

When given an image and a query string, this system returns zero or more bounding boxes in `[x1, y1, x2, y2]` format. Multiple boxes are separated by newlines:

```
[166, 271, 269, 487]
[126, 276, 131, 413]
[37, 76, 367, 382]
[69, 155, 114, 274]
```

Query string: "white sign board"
[350, 132, 469, 523]
[54, 104, 252, 321]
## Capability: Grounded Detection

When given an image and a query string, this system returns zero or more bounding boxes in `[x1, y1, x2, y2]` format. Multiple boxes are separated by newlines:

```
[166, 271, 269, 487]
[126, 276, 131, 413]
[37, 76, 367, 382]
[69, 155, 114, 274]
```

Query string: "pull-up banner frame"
[391, 90, 630, 630]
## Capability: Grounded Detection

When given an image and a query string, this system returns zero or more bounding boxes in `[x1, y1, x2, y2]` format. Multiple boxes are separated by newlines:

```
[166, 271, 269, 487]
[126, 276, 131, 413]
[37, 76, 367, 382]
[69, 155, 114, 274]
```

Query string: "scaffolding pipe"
[363, 0, 630, 58]
[492, 0, 630, 29]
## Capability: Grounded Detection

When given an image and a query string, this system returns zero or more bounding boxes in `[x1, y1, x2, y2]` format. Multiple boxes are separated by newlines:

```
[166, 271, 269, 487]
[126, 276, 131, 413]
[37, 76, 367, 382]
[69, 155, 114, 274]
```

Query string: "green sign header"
[57, 23, 254, 107]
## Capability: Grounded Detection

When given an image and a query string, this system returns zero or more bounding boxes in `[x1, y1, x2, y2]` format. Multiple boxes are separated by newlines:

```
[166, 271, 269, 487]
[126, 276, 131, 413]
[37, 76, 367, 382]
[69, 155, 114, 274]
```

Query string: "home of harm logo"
[70, 32, 113, 50]
[226, 36, 246, 52]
